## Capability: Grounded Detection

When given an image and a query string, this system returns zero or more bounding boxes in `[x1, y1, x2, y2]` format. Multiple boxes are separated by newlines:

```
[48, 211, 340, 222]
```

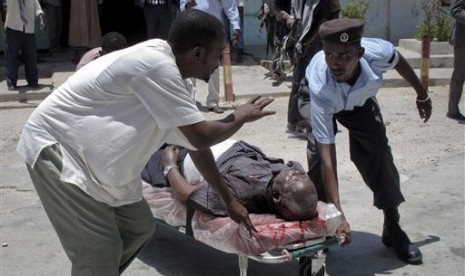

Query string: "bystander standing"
[180, 0, 241, 114]
[4, 0, 45, 91]
[42, 0, 62, 53]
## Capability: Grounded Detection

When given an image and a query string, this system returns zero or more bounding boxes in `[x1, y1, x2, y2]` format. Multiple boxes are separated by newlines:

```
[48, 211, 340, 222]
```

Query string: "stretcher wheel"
[298, 256, 325, 276]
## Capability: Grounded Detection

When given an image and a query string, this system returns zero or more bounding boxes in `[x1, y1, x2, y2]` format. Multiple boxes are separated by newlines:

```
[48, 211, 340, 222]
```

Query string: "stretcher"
[143, 182, 344, 276]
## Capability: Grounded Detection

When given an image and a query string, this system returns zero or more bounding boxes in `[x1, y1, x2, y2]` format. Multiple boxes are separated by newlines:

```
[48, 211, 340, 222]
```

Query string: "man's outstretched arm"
[179, 96, 275, 150]
[394, 51, 432, 122]
[319, 142, 352, 245]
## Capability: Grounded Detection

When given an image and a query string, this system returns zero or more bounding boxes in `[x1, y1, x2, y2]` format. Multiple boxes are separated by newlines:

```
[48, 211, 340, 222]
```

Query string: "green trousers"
[27, 144, 155, 276]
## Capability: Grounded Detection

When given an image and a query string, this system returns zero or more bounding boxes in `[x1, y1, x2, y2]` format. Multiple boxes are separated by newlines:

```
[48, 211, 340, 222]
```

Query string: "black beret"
[319, 18, 364, 44]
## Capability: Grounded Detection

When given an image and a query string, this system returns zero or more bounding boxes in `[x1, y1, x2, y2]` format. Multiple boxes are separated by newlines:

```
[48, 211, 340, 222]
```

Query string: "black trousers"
[307, 98, 405, 209]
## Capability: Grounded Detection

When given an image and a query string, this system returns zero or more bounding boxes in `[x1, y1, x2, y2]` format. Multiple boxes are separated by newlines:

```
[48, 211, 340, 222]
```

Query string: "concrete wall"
[356, 0, 425, 43]
[242, 0, 430, 46]
[242, 1, 268, 48]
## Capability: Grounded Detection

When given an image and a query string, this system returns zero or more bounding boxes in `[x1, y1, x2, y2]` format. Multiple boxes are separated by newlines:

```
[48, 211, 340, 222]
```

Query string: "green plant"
[341, 0, 370, 22]
[415, 0, 453, 41]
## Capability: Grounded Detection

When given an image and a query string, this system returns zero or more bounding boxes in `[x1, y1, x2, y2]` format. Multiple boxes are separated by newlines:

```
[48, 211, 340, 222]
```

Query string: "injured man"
[142, 139, 318, 221]
[141, 139, 341, 256]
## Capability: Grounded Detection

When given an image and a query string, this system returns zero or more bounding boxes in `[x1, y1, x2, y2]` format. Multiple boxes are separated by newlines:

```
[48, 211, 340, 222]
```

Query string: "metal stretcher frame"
[152, 217, 343, 276]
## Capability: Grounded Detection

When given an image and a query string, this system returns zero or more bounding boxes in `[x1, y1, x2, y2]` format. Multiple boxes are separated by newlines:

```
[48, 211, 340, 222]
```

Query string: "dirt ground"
[0, 84, 464, 275]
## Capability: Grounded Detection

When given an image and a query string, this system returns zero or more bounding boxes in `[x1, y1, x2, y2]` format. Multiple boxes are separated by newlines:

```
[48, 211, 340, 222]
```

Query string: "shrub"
[341, 0, 370, 22]
[415, 0, 453, 41]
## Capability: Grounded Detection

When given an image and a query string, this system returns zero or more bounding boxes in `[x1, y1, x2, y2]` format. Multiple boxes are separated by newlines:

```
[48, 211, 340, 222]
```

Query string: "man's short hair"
[101, 32, 128, 53]
[168, 9, 225, 54]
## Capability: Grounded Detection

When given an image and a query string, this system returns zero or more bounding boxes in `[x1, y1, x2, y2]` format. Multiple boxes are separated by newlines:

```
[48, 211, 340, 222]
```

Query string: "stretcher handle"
[247, 235, 343, 264]
[285, 235, 342, 260]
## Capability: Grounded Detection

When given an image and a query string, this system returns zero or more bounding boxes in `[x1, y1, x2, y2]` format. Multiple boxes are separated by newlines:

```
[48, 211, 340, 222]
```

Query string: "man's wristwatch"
[163, 165, 178, 178]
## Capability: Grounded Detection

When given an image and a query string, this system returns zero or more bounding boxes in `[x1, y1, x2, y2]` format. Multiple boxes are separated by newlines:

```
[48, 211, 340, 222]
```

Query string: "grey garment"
[190, 74, 220, 108]
[448, 0, 465, 115]
[18, 0, 28, 24]
[291, 0, 320, 54]
[291, 0, 340, 54]
[448, 44, 465, 114]
[27, 144, 155, 276]
[189, 140, 286, 217]
[450, 0, 465, 46]
[206, 67, 220, 107]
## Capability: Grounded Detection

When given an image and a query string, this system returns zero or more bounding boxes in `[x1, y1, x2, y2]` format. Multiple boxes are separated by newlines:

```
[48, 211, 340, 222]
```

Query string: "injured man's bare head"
[271, 161, 318, 221]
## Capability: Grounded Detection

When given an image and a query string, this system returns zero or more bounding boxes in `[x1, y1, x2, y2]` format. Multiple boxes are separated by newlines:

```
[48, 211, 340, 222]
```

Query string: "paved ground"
[0, 48, 464, 276]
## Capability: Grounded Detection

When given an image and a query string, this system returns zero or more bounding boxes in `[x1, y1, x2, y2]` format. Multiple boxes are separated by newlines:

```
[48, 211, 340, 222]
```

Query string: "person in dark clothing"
[4, 0, 45, 91]
[142, 140, 318, 221]
[258, 0, 292, 81]
[273, 0, 341, 138]
[143, 0, 179, 39]
[447, 0, 465, 121]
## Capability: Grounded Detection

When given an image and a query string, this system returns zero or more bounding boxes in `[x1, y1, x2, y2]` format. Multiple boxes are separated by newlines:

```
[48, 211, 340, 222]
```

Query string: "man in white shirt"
[4, 0, 45, 91]
[17, 9, 274, 275]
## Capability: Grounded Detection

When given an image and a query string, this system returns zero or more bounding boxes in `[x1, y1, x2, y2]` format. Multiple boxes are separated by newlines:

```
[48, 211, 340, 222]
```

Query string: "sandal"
[270, 71, 285, 81]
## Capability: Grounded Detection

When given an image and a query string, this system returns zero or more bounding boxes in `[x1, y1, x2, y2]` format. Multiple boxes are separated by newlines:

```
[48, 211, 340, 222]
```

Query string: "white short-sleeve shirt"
[17, 39, 205, 206]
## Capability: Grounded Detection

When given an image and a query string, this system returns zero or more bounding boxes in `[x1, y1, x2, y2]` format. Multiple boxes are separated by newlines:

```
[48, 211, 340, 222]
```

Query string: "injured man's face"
[271, 161, 318, 221]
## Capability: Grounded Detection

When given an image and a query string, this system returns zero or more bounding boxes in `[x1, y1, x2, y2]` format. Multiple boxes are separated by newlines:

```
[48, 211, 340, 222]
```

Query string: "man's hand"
[232, 29, 241, 46]
[337, 217, 352, 246]
[161, 145, 180, 167]
[225, 198, 257, 234]
[39, 15, 45, 31]
[285, 16, 295, 29]
[416, 96, 432, 123]
[234, 95, 276, 123]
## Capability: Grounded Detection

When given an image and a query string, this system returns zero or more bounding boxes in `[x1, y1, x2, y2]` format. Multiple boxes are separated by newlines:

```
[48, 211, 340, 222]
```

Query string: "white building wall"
[241, 0, 428, 46]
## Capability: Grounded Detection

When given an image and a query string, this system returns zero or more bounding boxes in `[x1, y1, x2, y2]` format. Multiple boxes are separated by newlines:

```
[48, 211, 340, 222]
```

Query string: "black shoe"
[382, 210, 423, 265]
[446, 112, 465, 121]
[28, 84, 40, 89]
[8, 85, 16, 91]
[286, 123, 296, 133]
[286, 121, 307, 140]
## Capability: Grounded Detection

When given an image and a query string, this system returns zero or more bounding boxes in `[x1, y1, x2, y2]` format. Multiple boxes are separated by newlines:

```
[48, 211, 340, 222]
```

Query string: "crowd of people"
[3, 0, 464, 275]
